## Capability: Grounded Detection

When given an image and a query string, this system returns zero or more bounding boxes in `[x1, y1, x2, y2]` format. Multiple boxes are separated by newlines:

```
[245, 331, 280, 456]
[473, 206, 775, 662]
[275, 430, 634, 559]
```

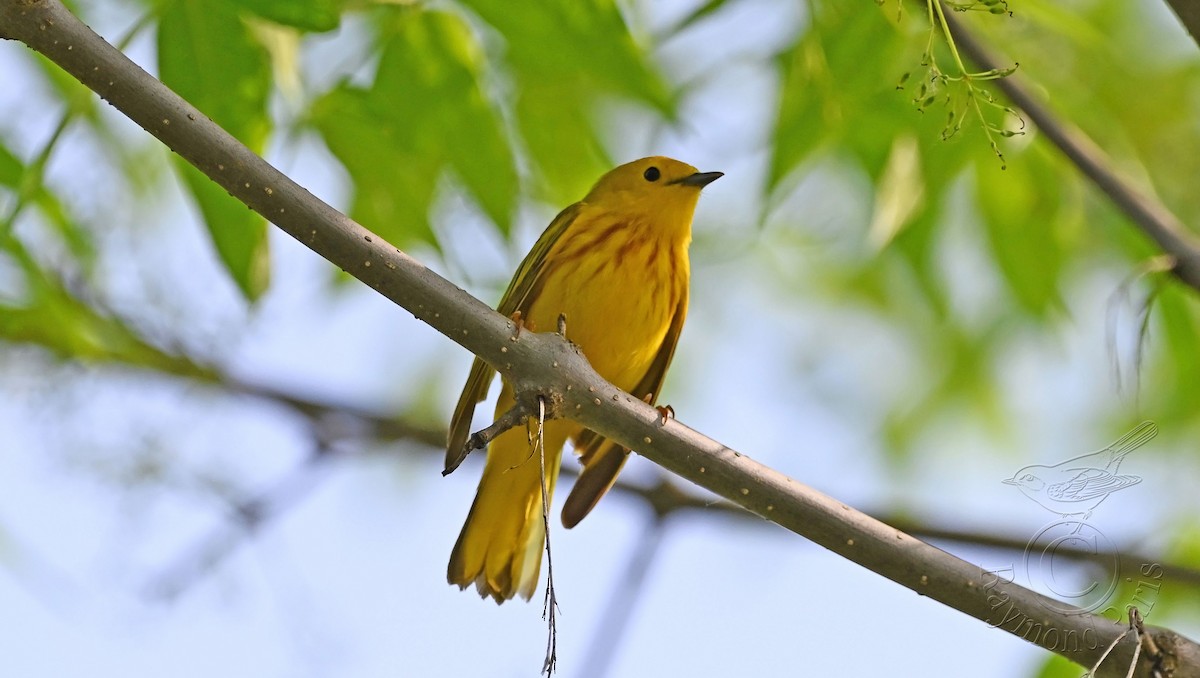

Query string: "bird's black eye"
[643, 166, 661, 182]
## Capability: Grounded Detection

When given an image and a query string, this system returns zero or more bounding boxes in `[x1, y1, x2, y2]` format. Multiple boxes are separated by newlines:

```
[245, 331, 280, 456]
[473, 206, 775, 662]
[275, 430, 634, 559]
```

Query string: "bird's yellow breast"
[522, 212, 688, 393]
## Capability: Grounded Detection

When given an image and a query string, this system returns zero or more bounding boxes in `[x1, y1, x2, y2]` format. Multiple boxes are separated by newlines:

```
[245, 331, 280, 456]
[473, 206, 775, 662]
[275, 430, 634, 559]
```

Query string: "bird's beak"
[1001, 478, 1017, 485]
[671, 171, 723, 187]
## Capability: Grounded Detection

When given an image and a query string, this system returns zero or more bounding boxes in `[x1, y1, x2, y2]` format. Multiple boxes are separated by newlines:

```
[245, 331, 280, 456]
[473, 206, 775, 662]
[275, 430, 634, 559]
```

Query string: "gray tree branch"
[2, 1, 1196, 674]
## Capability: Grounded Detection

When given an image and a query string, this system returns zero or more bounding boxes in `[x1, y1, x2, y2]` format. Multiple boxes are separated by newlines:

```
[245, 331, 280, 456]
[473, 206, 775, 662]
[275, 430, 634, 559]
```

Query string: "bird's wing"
[496, 202, 585, 319]
[1048, 469, 1142, 502]
[443, 203, 584, 473]
[443, 358, 496, 473]
[561, 287, 689, 528]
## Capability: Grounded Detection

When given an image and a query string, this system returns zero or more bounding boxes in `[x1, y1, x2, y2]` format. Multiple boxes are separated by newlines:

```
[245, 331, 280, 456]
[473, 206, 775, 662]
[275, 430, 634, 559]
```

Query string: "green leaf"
[1152, 284, 1200, 419]
[515, 79, 611, 202]
[34, 192, 93, 264]
[458, 0, 671, 201]
[313, 8, 517, 247]
[769, 3, 911, 192]
[460, 0, 671, 114]
[234, 0, 343, 32]
[177, 162, 271, 297]
[867, 134, 925, 249]
[889, 199, 950, 320]
[771, 2, 1012, 322]
[975, 148, 1066, 316]
[770, 2, 997, 195]
[0, 142, 22, 188]
[374, 10, 516, 235]
[881, 320, 1003, 461]
[158, 0, 270, 150]
[158, 0, 272, 300]
[770, 32, 833, 190]
[658, 0, 738, 39]
[313, 87, 440, 247]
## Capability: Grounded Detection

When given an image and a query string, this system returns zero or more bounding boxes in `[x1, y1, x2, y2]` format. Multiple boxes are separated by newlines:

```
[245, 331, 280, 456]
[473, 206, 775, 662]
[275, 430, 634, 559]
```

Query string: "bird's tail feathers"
[447, 420, 566, 603]
[1100, 420, 1158, 468]
[562, 440, 629, 529]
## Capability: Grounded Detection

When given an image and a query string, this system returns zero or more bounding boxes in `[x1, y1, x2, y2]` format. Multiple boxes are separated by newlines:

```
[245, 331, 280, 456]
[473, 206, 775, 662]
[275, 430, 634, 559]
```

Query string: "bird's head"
[1003, 469, 1046, 492]
[583, 156, 722, 236]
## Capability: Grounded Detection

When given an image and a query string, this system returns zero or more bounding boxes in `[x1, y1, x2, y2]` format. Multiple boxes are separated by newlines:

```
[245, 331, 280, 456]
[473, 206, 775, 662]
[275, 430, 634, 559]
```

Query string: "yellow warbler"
[445, 156, 721, 602]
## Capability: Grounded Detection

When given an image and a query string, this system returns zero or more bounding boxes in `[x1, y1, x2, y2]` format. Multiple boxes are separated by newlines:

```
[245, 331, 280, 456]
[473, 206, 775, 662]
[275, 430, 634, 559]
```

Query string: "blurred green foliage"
[1, 0, 1197, 466]
[313, 8, 518, 248]
[0, 1, 1196, 449]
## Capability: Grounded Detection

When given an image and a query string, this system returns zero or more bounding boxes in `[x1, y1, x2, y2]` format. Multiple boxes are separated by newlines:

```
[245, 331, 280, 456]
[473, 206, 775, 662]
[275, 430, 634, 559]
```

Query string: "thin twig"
[1106, 257, 1174, 398]
[443, 397, 533, 475]
[1124, 607, 1146, 678]
[1089, 624, 1132, 678]
[220, 378, 444, 449]
[536, 397, 560, 675]
[1128, 634, 1144, 678]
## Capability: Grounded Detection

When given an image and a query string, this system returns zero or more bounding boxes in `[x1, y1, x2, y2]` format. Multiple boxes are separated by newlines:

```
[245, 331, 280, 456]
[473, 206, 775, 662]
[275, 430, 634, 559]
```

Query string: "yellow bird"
[445, 156, 721, 602]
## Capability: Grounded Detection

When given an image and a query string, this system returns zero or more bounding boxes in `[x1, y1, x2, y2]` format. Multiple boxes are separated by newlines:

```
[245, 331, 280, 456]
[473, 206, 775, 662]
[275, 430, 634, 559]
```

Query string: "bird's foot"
[642, 394, 675, 425]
